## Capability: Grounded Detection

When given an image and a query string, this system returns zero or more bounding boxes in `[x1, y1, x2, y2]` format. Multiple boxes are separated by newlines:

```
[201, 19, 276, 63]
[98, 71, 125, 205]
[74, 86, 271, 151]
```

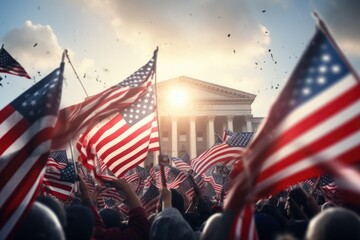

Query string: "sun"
[168, 88, 187, 107]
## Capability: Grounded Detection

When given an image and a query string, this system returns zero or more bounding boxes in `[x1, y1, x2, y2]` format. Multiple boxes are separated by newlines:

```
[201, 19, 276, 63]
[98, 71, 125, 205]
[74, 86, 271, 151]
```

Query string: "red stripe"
[0, 104, 14, 124]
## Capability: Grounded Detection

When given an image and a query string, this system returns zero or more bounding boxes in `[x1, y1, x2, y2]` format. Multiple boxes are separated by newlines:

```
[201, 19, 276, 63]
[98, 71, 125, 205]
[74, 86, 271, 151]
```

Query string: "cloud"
[1, 21, 66, 77]
[313, 0, 360, 56]
[84, 0, 272, 85]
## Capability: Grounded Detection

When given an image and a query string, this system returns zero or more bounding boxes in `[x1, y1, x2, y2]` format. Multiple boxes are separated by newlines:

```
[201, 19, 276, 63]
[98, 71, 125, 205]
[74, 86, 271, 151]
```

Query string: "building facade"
[144, 76, 263, 167]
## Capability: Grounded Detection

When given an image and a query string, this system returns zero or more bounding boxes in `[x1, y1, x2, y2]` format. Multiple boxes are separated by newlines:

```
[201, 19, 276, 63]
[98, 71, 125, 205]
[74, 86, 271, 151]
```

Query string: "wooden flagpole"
[152, 46, 168, 188]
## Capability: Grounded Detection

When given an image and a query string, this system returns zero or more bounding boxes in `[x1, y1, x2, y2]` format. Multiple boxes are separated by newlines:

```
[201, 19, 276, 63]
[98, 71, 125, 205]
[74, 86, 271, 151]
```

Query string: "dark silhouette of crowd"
[14, 175, 360, 240]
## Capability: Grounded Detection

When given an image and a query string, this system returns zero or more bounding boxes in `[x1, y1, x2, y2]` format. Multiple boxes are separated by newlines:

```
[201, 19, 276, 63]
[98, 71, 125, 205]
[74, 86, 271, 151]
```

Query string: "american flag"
[202, 171, 224, 196]
[77, 83, 160, 178]
[42, 151, 76, 200]
[0, 46, 31, 79]
[166, 166, 188, 189]
[177, 175, 195, 201]
[226, 23, 360, 216]
[325, 162, 360, 206]
[140, 183, 160, 216]
[0, 64, 64, 239]
[122, 166, 148, 194]
[191, 131, 247, 177]
[246, 25, 360, 199]
[100, 187, 126, 203]
[52, 48, 158, 149]
[170, 157, 192, 172]
[222, 130, 254, 146]
[77, 162, 97, 195]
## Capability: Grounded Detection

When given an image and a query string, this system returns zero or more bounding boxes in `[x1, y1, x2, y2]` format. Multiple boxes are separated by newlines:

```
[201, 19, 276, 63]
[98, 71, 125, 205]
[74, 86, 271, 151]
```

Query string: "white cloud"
[1, 21, 65, 77]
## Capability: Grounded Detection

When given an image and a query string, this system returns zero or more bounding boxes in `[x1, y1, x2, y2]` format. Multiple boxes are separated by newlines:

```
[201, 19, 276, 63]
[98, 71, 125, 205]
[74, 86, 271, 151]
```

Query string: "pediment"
[157, 76, 256, 104]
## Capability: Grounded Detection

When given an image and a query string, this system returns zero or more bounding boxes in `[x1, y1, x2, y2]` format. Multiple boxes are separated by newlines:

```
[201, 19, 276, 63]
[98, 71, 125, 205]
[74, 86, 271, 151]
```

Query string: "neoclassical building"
[144, 76, 263, 167]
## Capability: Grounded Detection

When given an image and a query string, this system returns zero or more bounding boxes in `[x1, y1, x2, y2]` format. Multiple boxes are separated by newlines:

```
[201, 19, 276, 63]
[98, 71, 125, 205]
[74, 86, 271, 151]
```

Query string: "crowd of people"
[14, 171, 360, 240]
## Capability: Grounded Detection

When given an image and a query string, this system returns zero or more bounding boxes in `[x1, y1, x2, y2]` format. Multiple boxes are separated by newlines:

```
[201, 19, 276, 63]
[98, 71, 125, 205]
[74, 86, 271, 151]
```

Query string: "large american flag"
[0, 64, 64, 239]
[225, 24, 360, 217]
[78, 84, 160, 178]
[52, 49, 158, 149]
[0, 46, 31, 79]
[191, 132, 248, 177]
[42, 150, 76, 200]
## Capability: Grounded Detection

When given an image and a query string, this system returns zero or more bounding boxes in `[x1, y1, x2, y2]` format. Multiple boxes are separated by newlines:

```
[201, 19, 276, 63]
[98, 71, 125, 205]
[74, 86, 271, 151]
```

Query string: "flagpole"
[65, 51, 90, 97]
[312, 11, 360, 82]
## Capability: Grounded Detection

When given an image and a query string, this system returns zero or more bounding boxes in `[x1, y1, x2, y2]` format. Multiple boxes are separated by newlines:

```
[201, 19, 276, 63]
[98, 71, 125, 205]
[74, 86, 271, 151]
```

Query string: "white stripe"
[256, 130, 360, 194]
[42, 184, 73, 195]
[261, 98, 360, 172]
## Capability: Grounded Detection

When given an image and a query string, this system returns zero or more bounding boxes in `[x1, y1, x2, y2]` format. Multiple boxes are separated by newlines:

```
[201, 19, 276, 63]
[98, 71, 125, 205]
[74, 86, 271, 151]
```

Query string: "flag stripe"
[0, 124, 53, 191]
[250, 77, 359, 165]
[0, 169, 43, 238]
[256, 135, 360, 196]
[258, 113, 360, 183]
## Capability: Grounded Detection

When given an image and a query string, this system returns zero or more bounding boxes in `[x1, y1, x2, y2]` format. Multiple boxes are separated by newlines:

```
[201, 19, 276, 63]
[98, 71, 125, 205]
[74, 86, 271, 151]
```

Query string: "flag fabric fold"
[77, 83, 160, 178]
[0, 63, 64, 239]
[52, 49, 158, 149]
[0, 46, 31, 79]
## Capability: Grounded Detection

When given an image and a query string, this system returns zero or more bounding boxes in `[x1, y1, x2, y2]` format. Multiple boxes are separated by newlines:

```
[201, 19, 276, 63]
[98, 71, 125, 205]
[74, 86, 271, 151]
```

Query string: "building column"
[245, 115, 253, 132]
[189, 116, 197, 159]
[171, 116, 178, 157]
[207, 116, 215, 148]
[227, 115, 234, 132]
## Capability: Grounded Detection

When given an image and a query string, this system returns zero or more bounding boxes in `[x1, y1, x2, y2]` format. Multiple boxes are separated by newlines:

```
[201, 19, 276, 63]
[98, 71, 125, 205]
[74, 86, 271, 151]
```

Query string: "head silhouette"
[14, 201, 65, 240]
[305, 207, 360, 240]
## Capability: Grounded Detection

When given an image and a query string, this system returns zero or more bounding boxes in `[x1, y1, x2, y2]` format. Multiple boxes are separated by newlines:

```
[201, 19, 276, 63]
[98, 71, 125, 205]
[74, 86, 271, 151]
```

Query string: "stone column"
[189, 116, 197, 159]
[171, 116, 178, 157]
[207, 116, 215, 148]
[245, 115, 253, 132]
[227, 115, 234, 132]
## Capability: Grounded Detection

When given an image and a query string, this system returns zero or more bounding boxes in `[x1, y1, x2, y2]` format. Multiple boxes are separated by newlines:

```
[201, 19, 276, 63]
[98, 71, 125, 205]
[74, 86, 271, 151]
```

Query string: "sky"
[1, 0, 359, 117]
